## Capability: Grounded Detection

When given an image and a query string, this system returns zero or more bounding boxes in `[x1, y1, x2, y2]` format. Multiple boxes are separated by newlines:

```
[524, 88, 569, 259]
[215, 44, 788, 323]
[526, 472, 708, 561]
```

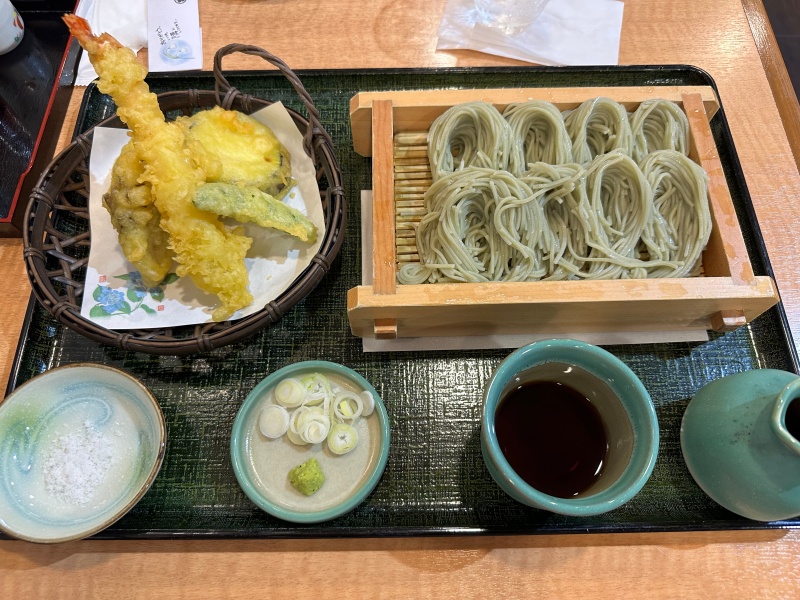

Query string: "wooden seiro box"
[346, 87, 779, 340]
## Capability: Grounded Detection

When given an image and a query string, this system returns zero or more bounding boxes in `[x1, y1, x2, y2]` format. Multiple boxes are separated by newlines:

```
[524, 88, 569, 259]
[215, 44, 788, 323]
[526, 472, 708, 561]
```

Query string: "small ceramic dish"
[231, 361, 390, 523]
[0, 363, 166, 543]
[481, 339, 659, 516]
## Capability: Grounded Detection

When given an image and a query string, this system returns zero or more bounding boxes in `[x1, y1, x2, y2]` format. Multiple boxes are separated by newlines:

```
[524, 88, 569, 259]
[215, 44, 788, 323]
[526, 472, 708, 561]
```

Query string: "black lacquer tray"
[0, 0, 77, 236]
[6, 66, 800, 539]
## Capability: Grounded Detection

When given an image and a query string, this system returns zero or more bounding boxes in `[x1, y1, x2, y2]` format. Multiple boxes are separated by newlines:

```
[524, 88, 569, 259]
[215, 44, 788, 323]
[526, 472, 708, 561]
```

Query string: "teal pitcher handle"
[774, 378, 800, 455]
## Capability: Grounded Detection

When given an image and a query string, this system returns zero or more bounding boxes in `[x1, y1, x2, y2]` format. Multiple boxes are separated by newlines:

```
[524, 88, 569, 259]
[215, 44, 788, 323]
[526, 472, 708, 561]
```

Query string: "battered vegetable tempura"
[177, 107, 293, 198]
[65, 14, 252, 321]
[103, 139, 173, 287]
[194, 183, 317, 244]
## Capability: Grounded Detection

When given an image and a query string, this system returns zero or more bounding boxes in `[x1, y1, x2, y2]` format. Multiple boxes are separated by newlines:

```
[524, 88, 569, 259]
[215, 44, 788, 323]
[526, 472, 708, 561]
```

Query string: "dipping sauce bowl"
[481, 339, 659, 516]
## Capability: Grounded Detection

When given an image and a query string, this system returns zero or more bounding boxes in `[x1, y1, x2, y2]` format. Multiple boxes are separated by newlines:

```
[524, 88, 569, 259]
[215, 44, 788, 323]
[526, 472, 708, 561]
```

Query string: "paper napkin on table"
[146, 0, 203, 72]
[73, 0, 148, 85]
[72, 0, 203, 84]
[437, 0, 625, 66]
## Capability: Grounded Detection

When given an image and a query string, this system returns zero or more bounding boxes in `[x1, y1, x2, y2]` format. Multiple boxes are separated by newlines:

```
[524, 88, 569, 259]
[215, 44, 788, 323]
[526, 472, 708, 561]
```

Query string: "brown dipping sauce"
[494, 379, 609, 498]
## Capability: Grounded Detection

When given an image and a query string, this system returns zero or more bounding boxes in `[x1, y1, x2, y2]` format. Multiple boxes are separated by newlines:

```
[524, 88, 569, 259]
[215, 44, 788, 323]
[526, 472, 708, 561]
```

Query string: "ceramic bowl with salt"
[0, 363, 166, 543]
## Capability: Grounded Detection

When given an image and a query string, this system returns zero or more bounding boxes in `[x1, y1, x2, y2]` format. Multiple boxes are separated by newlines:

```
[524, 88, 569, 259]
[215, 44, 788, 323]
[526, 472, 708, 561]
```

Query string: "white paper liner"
[80, 102, 325, 330]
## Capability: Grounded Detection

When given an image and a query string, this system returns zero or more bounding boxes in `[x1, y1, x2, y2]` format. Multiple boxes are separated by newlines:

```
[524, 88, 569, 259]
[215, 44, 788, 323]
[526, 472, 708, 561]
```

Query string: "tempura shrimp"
[64, 14, 253, 321]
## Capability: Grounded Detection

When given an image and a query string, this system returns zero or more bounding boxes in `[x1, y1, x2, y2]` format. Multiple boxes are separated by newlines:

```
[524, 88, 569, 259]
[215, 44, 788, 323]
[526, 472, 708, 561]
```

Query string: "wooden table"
[2, 0, 799, 596]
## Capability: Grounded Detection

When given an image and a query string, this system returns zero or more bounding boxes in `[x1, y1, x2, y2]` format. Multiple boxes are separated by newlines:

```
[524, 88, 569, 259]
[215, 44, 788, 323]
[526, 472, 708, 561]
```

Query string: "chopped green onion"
[290, 406, 319, 435]
[301, 373, 332, 405]
[360, 391, 375, 416]
[258, 405, 290, 438]
[286, 427, 307, 446]
[327, 423, 359, 455]
[274, 377, 305, 408]
[300, 417, 331, 444]
[260, 372, 374, 454]
[333, 391, 363, 422]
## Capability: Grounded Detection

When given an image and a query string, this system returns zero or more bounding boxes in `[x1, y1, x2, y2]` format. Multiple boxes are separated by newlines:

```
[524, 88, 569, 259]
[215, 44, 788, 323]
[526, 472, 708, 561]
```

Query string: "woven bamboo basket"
[22, 45, 346, 355]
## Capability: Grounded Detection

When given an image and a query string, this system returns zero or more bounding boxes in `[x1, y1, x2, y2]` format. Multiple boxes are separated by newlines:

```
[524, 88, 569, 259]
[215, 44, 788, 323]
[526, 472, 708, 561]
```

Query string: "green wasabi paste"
[288, 457, 325, 496]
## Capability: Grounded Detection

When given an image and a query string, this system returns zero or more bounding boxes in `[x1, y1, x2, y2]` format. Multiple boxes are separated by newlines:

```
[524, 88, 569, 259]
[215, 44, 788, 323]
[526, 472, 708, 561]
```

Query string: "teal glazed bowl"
[231, 361, 390, 524]
[481, 339, 659, 516]
[0, 364, 166, 543]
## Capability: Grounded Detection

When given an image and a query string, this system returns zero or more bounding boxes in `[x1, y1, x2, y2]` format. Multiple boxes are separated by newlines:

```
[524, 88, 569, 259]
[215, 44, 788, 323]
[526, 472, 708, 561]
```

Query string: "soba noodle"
[519, 162, 592, 280]
[580, 151, 659, 279]
[630, 99, 690, 162]
[503, 101, 573, 173]
[638, 149, 711, 277]
[400, 98, 712, 284]
[427, 101, 514, 182]
[396, 167, 549, 284]
[564, 97, 633, 164]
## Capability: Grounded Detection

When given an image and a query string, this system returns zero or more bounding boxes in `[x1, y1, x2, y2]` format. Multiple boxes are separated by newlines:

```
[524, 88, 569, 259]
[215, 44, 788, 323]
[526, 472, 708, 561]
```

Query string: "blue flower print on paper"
[160, 39, 193, 64]
[94, 287, 127, 314]
[89, 271, 179, 318]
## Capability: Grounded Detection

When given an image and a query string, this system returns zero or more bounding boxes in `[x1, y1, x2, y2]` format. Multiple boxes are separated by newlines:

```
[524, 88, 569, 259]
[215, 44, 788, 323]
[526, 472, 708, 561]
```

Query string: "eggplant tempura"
[176, 106, 293, 197]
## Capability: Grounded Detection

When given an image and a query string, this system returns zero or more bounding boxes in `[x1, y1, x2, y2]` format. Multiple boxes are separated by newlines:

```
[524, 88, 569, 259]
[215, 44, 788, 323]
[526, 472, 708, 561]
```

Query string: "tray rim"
[0, 4, 77, 235]
[5, 64, 799, 540]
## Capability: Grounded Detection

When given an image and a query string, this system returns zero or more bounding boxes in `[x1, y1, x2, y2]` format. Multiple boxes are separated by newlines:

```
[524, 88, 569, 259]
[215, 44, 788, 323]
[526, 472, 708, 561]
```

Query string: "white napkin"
[74, 0, 148, 86]
[437, 0, 625, 66]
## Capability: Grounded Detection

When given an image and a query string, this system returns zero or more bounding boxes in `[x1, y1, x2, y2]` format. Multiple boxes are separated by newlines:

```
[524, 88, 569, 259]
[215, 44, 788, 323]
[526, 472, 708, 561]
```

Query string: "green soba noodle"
[396, 167, 549, 284]
[638, 149, 711, 277]
[630, 99, 690, 163]
[519, 162, 592, 280]
[565, 97, 633, 164]
[400, 98, 712, 285]
[427, 101, 514, 182]
[580, 151, 659, 279]
[503, 101, 573, 173]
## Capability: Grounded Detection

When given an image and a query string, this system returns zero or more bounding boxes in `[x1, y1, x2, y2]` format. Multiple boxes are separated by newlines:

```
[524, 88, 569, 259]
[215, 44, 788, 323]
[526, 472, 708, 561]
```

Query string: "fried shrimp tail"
[64, 14, 254, 321]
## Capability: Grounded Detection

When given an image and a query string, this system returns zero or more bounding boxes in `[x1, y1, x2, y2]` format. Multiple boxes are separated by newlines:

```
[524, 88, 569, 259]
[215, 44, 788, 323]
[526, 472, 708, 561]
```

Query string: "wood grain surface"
[2, 0, 800, 597]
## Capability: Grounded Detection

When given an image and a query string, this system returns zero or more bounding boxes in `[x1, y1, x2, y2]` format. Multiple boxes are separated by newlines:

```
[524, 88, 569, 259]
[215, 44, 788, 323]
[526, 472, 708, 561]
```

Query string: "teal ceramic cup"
[481, 339, 659, 516]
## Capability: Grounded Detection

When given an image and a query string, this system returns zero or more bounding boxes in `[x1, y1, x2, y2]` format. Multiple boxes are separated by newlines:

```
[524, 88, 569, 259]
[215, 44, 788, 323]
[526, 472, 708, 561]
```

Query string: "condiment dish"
[230, 361, 390, 523]
[481, 339, 659, 516]
[0, 363, 166, 543]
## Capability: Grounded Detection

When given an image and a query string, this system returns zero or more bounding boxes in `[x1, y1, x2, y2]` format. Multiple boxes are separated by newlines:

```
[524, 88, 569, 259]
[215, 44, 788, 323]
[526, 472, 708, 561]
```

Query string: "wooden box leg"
[711, 309, 747, 332]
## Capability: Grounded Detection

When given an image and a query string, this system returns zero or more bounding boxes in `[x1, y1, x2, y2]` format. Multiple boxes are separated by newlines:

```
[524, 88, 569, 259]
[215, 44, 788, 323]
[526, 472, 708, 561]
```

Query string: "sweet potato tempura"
[64, 14, 252, 321]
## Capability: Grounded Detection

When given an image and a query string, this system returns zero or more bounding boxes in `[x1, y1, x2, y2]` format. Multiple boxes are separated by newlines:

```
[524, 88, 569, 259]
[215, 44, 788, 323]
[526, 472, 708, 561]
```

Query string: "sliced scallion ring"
[274, 377, 306, 408]
[258, 405, 290, 438]
[290, 406, 321, 435]
[333, 391, 363, 422]
[286, 427, 307, 446]
[360, 391, 375, 416]
[301, 373, 332, 405]
[327, 423, 359, 455]
[300, 417, 331, 444]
